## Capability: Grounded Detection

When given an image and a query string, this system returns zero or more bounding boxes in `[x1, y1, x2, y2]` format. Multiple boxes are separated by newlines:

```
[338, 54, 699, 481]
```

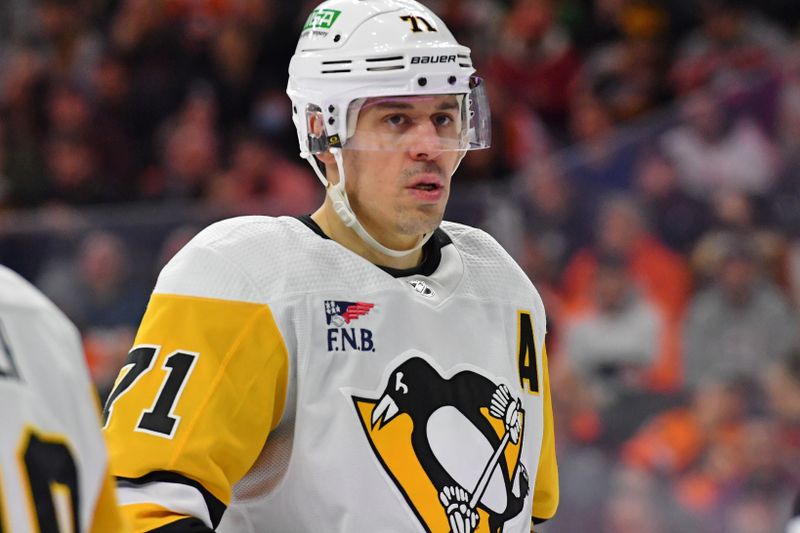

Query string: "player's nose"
[407, 121, 444, 161]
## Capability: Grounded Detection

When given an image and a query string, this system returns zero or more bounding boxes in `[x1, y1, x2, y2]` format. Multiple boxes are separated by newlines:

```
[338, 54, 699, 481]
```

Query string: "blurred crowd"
[1, 0, 800, 531]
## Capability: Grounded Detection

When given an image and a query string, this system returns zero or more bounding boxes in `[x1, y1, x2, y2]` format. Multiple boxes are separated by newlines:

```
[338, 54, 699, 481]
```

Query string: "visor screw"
[328, 117, 335, 125]
[328, 105, 335, 113]
[333, 34, 341, 42]
[418, 77, 427, 87]
[292, 106, 297, 114]
[448, 76, 457, 85]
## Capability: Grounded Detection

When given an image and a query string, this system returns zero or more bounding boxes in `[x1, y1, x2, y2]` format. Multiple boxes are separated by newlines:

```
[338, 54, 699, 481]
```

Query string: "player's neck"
[311, 204, 424, 270]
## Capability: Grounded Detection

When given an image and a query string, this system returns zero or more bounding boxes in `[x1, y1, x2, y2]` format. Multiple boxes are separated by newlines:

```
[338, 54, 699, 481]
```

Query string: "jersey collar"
[295, 215, 451, 278]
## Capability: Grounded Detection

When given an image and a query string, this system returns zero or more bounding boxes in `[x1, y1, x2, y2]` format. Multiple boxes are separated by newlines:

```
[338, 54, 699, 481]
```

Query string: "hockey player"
[103, 0, 559, 531]
[0, 265, 127, 532]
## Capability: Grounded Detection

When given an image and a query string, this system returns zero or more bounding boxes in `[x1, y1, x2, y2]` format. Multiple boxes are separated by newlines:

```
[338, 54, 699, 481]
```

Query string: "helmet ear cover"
[305, 105, 336, 155]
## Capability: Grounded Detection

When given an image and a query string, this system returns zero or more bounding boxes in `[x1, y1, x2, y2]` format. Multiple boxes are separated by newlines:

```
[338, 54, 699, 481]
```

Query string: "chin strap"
[304, 148, 433, 258]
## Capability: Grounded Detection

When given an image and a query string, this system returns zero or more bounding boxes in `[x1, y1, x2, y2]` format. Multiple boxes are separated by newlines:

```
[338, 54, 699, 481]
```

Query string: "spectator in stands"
[683, 234, 797, 390]
[521, 159, 589, 271]
[31, 0, 103, 84]
[0, 45, 48, 206]
[139, 86, 221, 200]
[43, 81, 132, 203]
[724, 418, 798, 529]
[560, 252, 669, 448]
[488, 0, 582, 135]
[579, 2, 672, 122]
[88, 52, 142, 194]
[660, 87, 781, 198]
[669, 0, 787, 95]
[43, 132, 110, 205]
[566, 91, 641, 193]
[561, 193, 690, 390]
[36, 230, 148, 331]
[603, 465, 691, 533]
[563, 253, 662, 405]
[672, 420, 750, 529]
[622, 376, 747, 479]
[110, 0, 193, 145]
[206, 129, 319, 216]
[633, 148, 709, 254]
[691, 191, 787, 288]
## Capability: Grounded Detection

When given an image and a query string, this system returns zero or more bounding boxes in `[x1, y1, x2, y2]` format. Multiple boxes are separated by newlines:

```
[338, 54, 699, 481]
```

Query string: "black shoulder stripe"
[149, 517, 214, 532]
[533, 516, 551, 525]
[116, 471, 226, 528]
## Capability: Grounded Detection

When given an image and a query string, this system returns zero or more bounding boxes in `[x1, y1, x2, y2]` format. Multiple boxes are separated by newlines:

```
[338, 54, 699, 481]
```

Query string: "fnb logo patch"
[325, 301, 376, 353]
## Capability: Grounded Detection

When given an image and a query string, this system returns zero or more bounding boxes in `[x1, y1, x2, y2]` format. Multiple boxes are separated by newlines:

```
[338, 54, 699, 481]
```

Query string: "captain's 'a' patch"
[352, 353, 530, 533]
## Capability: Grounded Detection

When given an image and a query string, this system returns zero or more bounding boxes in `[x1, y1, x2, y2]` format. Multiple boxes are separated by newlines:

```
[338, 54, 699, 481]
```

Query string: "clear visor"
[305, 78, 491, 154]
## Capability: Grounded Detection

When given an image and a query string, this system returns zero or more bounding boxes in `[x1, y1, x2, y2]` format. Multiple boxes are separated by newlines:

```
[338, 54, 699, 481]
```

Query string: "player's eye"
[384, 114, 409, 128]
[432, 113, 454, 127]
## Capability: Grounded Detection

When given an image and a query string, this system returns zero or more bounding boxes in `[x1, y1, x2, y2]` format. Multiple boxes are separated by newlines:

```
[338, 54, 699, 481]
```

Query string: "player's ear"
[307, 111, 336, 167]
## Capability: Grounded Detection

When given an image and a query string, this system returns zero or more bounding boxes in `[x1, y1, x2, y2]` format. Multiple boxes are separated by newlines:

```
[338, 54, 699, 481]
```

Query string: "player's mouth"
[407, 176, 445, 202]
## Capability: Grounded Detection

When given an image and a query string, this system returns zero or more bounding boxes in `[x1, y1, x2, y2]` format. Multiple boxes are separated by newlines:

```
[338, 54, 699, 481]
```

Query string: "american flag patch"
[325, 300, 375, 325]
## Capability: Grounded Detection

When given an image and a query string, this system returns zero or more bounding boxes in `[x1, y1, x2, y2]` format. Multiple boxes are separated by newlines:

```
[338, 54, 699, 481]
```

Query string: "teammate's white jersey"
[0, 265, 126, 533]
[104, 216, 559, 533]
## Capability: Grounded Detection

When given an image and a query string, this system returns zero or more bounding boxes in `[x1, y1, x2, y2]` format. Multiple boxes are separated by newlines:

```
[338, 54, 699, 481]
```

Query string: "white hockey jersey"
[0, 265, 126, 533]
[104, 216, 559, 533]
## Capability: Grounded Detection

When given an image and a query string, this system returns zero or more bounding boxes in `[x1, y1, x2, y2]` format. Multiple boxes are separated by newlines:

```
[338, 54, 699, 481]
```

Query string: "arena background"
[1, 0, 799, 531]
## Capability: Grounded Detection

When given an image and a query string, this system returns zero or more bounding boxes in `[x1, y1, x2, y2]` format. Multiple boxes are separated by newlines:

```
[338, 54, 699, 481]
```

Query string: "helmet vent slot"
[321, 69, 352, 74]
[322, 60, 352, 65]
[365, 55, 404, 62]
[367, 65, 405, 72]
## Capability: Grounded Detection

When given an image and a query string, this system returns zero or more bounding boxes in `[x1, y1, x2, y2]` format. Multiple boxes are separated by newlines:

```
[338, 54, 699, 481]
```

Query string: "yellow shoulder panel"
[104, 293, 289, 507]
[532, 342, 559, 521]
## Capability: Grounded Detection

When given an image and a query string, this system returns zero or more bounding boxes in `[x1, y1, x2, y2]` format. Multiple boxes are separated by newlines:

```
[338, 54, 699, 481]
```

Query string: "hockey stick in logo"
[439, 385, 524, 533]
[468, 384, 521, 510]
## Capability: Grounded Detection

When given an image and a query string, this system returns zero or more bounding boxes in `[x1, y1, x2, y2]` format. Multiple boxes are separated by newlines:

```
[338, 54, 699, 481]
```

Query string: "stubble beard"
[346, 152, 450, 244]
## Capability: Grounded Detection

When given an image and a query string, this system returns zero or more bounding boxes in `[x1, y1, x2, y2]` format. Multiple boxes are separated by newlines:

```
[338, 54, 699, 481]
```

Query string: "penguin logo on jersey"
[352, 355, 530, 533]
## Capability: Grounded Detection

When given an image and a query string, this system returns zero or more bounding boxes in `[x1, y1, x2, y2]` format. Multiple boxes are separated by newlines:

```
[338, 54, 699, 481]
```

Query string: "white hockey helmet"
[286, 0, 491, 256]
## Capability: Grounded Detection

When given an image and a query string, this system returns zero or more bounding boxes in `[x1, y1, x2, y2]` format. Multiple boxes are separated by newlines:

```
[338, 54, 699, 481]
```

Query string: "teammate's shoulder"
[0, 264, 81, 343]
[0, 265, 58, 312]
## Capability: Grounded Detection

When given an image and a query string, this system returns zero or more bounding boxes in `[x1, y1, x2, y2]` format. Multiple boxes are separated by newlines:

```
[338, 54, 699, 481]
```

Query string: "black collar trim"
[295, 215, 451, 278]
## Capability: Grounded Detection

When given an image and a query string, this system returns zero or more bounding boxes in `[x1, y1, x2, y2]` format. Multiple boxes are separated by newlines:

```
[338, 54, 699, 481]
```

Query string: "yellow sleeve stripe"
[106, 293, 289, 513]
[532, 342, 559, 521]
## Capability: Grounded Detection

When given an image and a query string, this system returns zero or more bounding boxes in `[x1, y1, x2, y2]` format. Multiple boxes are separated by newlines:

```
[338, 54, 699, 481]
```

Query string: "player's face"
[340, 95, 464, 249]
